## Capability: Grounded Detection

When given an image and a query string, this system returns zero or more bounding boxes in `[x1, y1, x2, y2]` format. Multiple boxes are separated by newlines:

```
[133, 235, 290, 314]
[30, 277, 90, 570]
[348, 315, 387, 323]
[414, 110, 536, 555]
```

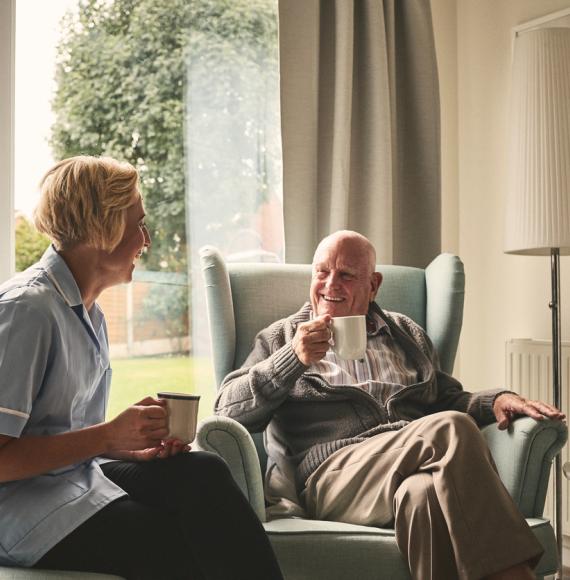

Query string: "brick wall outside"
[99, 285, 128, 344]
[98, 278, 189, 354]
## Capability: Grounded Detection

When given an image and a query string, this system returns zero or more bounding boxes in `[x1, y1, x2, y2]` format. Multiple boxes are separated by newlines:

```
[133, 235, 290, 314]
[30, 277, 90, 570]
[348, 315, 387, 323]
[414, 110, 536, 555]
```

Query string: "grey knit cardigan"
[215, 302, 508, 490]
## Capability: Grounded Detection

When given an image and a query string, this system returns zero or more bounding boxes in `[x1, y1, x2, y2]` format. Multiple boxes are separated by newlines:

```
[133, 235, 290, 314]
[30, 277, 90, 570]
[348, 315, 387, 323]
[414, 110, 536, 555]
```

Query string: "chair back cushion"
[200, 246, 464, 386]
[228, 263, 428, 370]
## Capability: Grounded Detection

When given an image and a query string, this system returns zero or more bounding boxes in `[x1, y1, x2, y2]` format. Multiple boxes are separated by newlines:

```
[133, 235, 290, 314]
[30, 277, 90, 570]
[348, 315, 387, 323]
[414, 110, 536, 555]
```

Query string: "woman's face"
[104, 196, 150, 284]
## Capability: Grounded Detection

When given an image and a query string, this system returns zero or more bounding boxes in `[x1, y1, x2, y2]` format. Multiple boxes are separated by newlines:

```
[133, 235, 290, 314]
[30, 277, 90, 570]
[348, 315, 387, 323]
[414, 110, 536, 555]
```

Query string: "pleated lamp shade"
[505, 28, 570, 255]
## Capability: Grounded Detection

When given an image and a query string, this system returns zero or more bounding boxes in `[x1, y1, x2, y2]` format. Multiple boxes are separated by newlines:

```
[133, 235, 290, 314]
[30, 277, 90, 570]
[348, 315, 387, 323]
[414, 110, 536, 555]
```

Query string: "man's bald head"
[313, 231, 376, 273]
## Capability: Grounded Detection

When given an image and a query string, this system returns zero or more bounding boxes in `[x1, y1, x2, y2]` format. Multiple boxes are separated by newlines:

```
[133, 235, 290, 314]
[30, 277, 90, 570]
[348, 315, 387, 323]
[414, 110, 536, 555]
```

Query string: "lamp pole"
[550, 248, 563, 578]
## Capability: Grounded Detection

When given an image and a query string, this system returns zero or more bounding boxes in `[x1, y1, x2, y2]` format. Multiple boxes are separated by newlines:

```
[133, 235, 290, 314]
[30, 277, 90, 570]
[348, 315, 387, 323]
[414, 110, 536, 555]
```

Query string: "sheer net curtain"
[279, 0, 441, 267]
[185, 2, 283, 363]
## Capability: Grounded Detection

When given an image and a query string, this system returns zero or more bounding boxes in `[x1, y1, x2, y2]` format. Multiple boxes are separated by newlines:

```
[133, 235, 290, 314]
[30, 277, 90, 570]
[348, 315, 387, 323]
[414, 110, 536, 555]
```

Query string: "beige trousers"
[303, 411, 543, 580]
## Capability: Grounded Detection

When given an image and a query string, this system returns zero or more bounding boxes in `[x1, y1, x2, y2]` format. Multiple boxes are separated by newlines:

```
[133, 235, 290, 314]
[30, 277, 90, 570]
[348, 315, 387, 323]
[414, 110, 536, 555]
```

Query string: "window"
[13, 0, 283, 420]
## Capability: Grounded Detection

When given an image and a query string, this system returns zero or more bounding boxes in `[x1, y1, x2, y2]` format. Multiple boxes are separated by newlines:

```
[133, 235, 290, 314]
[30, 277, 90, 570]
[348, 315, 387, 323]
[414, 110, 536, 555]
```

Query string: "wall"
[433, 0, 570, 391]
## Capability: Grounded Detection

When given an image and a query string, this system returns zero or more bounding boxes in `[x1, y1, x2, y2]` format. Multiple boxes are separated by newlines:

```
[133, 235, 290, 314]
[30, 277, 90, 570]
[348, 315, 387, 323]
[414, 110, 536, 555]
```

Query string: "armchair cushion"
[264, 517, 556, 580]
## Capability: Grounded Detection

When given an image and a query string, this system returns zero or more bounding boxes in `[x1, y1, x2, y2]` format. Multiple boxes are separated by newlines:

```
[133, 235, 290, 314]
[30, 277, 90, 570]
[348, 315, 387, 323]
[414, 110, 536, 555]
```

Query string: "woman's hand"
[154, 439, 191, 459]
[104, 396, 169, 453]
[106, 439, 191, 462]
[104, 397, 192, 461]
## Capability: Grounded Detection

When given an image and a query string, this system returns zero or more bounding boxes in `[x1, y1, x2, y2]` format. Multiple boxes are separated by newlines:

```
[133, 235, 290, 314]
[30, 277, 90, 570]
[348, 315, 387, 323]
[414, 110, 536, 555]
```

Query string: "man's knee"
[430, 410, 477, 429]
[426, 410, 485, 443]
[393, 472, 435, 516]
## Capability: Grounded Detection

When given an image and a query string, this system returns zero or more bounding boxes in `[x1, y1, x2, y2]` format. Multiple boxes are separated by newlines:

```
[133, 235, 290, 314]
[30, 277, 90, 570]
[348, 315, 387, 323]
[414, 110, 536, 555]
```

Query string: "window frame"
[0, 0, 15, 284]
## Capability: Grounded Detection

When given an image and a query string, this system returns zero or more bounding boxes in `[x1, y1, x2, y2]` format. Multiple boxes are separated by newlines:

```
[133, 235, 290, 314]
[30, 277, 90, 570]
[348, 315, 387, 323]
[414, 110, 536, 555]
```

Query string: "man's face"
[310, 237, 381, 317]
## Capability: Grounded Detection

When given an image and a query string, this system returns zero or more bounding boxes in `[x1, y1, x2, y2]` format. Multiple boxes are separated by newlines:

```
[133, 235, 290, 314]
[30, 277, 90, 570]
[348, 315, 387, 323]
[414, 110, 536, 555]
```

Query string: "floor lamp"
[505, 28, 570, 578]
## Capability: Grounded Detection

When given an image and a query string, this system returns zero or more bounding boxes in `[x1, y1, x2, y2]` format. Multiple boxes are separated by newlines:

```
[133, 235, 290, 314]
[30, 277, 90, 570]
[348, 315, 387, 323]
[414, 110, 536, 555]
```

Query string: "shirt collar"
[366, 308, 391, 337]
[39, 244, 84, 308]
[39, 245, 106, 353]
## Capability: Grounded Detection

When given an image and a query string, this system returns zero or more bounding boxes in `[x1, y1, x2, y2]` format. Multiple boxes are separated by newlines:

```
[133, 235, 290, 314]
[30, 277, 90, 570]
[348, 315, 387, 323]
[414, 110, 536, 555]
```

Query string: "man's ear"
[370, 272, 383, 301]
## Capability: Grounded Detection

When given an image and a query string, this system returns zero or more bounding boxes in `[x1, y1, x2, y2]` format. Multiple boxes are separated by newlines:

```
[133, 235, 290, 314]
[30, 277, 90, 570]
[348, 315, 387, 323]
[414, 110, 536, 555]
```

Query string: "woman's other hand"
[154, 439, 191, 459]
[107, 440, 191, 462]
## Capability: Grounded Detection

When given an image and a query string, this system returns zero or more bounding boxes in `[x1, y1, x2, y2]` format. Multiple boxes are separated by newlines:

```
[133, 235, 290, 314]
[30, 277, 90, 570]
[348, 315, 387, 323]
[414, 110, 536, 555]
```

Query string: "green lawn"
[107, 355, 217, 423]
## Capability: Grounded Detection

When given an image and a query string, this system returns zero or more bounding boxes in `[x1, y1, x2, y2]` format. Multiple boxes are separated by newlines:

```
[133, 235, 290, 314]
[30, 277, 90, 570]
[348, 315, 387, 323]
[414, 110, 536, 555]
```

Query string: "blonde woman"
[0, 156, 283, 580]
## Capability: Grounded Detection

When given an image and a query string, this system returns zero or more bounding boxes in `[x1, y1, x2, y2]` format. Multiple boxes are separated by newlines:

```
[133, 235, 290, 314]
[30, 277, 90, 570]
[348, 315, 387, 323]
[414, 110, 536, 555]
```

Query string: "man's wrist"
[492, 390, 517, 410]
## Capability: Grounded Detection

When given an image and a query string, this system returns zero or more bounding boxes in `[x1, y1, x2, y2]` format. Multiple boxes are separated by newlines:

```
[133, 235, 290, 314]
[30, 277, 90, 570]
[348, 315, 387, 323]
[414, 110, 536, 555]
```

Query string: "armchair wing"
[196, 416, 266, 522]
[482, 417, 567, 517]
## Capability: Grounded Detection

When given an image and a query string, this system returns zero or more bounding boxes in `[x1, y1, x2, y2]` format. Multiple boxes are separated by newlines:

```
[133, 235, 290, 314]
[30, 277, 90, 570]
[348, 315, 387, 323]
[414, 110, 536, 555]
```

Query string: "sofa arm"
[481, 417, 567, 518]
[195, 415, 266, 521]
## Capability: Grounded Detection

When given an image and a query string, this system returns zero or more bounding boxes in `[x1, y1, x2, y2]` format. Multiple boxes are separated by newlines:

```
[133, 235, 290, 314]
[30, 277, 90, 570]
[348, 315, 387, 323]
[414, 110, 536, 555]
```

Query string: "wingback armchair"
[197, 246, 567, 580]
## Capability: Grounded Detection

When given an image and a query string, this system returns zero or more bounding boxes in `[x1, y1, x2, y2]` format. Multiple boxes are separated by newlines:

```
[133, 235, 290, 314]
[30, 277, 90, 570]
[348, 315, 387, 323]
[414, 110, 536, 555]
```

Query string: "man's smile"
[321, 295, 344, 302]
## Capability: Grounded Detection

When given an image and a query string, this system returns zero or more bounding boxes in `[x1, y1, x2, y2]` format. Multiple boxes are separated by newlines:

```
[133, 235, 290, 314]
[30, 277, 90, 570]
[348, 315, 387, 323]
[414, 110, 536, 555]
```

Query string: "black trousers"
[35, 452, 283, 580]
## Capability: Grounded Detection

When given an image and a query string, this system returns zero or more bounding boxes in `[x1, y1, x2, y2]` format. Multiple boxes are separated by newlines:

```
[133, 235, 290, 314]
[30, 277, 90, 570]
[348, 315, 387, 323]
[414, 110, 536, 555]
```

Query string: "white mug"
[330, 315, 367, 360]
[157, 392, 200, 443]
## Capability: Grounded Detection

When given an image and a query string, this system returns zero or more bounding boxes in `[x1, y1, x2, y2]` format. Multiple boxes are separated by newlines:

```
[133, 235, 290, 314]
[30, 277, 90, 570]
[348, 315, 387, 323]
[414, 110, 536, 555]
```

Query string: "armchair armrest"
[195, 415, 266, 521]
[481, 417, 567, 517]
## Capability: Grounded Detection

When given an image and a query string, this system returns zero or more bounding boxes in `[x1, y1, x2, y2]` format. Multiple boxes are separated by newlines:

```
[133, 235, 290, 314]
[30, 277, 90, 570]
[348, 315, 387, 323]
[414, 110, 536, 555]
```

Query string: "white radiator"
[505, 339, 570, 532]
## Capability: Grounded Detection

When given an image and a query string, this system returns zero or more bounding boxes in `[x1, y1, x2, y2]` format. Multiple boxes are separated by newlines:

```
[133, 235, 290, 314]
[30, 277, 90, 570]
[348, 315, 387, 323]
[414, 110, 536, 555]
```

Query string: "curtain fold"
[279, 0, 441, 267]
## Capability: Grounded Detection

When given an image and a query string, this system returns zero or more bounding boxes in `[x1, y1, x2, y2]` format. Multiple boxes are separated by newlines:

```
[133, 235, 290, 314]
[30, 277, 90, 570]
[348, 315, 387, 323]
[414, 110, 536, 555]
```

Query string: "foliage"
[138, 281, 189, 341]
[51, 0, 279, 272]
[15, 216, 50, 272]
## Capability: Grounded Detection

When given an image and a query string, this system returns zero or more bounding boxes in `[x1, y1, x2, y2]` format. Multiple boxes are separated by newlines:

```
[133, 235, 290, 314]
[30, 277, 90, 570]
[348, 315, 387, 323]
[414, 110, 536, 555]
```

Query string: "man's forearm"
[434, 371, 510, 425]
[215, 341, 306, 429]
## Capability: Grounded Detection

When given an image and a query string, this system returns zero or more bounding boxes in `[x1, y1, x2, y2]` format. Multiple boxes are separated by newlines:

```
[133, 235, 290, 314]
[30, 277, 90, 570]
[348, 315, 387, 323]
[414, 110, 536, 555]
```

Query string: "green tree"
[139, 282, 189, 346]
[51, 0, 278, 273]
[15, 216, 51, 272]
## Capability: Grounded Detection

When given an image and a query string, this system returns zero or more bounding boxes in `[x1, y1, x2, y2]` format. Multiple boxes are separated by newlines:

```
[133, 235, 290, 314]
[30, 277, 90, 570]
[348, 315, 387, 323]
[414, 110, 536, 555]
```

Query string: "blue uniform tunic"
[0, 246, 126, 566]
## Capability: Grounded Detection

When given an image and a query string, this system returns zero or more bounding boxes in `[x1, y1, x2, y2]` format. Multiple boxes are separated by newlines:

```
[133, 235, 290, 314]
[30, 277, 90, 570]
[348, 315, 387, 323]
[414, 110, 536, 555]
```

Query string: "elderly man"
[215, 230, 564, 580]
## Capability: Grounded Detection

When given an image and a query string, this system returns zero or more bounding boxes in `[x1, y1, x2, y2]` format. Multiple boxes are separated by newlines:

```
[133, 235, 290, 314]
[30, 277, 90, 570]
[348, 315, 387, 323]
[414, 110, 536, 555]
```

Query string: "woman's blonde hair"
[34, 156, 140, 252]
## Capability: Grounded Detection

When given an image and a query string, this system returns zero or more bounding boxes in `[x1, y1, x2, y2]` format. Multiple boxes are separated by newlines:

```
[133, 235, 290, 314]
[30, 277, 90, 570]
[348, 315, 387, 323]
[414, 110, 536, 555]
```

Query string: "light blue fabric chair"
[197, 246, 567, 580]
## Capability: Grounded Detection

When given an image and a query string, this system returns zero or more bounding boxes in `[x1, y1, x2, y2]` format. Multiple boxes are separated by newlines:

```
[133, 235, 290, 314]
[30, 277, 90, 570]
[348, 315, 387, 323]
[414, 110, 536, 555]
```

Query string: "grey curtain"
[279, 0, 441, 267]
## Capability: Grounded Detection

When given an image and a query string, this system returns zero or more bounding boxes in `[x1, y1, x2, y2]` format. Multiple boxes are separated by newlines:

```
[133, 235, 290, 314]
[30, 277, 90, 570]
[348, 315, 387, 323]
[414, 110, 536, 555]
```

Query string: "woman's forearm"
[0, 398, 169, 482]
[0, 423, 111, 483]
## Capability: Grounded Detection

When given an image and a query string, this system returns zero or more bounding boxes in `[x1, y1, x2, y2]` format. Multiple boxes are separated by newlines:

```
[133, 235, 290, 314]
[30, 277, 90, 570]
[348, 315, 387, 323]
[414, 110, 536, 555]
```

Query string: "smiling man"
[216, 230, 565, 580]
